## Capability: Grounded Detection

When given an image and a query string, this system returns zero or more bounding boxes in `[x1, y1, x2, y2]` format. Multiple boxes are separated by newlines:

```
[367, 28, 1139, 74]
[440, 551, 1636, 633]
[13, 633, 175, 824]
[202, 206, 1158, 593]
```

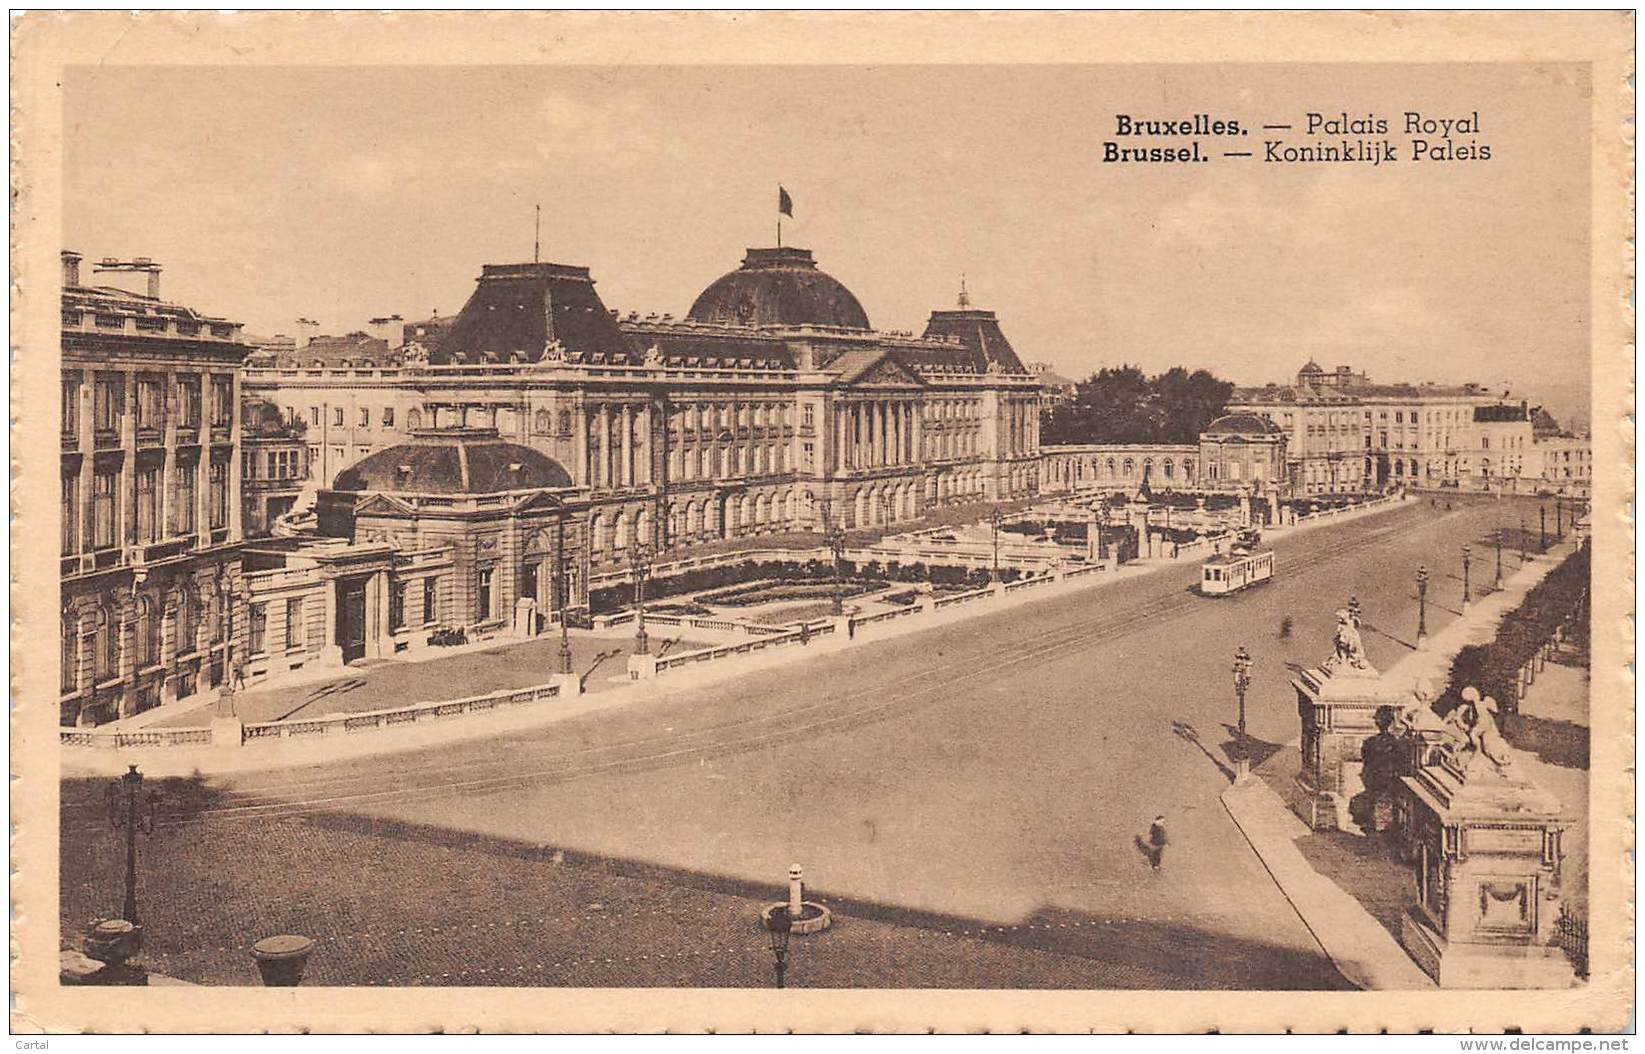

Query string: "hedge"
[1439, 541, 1590, 715]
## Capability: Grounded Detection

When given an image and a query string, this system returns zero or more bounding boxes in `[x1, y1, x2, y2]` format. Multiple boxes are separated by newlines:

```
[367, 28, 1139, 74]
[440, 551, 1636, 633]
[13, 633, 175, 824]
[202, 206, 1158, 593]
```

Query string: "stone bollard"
[626, 653, 658, 680]
[788, 864, 804, 919]
[551, 672, 583, 698]
[65, 919, 149, 986]
[251, 934, 315, 987]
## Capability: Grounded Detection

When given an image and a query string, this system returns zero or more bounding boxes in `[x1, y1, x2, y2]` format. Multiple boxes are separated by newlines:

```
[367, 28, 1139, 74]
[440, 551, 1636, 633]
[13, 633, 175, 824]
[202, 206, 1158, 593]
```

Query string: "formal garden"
[588, 557, 1026, 616]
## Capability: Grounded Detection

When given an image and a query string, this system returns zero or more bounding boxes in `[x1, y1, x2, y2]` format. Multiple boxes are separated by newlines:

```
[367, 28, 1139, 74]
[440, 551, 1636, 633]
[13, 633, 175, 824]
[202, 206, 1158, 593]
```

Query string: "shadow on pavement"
[1505, 714, 1590, 770]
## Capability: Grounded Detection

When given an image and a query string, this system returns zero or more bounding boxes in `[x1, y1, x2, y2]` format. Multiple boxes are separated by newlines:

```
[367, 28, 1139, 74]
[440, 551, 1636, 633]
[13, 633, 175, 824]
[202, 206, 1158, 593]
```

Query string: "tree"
[1041, 364, 1233, 445]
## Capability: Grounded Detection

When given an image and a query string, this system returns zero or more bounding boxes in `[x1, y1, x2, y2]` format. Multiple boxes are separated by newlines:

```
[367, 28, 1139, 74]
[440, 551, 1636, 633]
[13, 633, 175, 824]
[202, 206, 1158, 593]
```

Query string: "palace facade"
[246, 245, 1045, 570]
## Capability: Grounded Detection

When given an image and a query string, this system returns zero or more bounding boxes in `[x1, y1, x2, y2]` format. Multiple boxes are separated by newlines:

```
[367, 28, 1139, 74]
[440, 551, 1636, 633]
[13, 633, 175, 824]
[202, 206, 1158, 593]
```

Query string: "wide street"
[61, 496, 1549, 989]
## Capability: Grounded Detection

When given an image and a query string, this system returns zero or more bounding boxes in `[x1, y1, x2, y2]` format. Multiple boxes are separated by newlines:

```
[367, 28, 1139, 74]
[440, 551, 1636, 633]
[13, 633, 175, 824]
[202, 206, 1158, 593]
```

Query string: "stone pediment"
[833, 350, 928, 389]
[351, 493, 418, 517]
[510, 490, 566, 515]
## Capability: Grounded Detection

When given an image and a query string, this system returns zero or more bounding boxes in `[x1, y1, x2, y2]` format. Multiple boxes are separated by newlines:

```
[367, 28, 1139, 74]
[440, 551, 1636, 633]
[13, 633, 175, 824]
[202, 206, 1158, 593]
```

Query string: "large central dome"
[687, 247, 870, 330]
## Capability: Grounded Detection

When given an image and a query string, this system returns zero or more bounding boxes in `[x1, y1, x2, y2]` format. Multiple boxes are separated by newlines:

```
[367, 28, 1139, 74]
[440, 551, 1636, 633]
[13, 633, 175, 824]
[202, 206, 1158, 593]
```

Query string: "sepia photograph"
[10, 10, 1633, 1036]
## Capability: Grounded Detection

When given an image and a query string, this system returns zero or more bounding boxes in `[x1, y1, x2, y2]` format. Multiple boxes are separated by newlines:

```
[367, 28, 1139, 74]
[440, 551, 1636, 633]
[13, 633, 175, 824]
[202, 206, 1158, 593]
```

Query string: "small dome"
[687, 247, 870, 330]
[332, 428, 573, 494]
[1205, 413, 1284, 436]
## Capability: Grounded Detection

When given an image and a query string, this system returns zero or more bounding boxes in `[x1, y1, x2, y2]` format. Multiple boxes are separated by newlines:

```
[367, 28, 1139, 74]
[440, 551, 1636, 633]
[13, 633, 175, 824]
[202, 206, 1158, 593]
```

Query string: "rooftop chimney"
[61, 250, 82, 288]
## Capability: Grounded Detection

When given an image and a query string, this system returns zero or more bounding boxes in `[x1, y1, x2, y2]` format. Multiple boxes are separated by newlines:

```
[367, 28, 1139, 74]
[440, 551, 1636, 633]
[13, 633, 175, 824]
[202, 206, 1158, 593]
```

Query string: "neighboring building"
[1027, 361, 1077, 407]
[1197, 413, 1288, 489]
[240, 397, 312, 537]
[267, 330, 398, 370]
[1532, 433, 1592, 494]
[243, 333, 296, 368]
[59, 250, 252, 725]
[246, 242, 1045, 572]
[1228, 361, 1499, 493]
[1462, 402, 1535, 485]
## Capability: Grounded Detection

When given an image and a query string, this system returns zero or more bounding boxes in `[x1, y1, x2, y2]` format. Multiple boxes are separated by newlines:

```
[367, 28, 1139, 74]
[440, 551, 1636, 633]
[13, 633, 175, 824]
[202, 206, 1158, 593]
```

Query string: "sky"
[64, 63, 1592, 426]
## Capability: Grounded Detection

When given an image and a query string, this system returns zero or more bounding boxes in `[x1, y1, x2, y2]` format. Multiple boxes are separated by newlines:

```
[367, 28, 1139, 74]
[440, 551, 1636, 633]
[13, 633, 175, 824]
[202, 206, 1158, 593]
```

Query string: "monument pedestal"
[1292, 659, 1404, 831]
[210, 717, 244, 748]
[1397, 754, 1574, 988]
[550, 672, 582, 698]
[626, 653, 658, 680]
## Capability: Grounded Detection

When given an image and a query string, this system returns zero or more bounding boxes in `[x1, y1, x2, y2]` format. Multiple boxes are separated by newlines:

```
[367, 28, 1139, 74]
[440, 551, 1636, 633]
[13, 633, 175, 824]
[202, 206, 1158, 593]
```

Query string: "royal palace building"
[59, 251, 253, 725]
[246, 244, 1046, 571]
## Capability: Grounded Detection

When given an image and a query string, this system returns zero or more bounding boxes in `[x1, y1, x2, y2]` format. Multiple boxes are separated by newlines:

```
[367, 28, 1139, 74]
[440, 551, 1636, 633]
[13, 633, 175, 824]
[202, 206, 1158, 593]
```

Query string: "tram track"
[61, 503, 1434, 832]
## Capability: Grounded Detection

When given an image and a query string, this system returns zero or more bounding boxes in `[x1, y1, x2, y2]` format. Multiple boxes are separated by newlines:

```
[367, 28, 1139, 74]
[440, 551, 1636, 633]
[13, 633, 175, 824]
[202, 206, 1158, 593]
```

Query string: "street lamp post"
[630, 543, 653, 657]
[763, 905, 792, 988]
[1233, 646, 1252, 783]
[1416, 565, 1429, 650]
[1519, 515, 1527, 562]
[215, 567, 237, 718]
[987, 508, 1004, 584]
[823, 518, 847, 618]
[105, 764, 160, 924]
[1494, 532, 1503, 589]
[557, 549, 574, 676]
[1540, 505, 1547, 551]
[1461, 545, 1472, 611]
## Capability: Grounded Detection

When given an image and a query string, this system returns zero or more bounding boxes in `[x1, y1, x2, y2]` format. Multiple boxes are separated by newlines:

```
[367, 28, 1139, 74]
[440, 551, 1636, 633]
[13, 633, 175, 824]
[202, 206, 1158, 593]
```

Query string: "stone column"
[619, 404, 633, 488]
[574, 404, 590, 488]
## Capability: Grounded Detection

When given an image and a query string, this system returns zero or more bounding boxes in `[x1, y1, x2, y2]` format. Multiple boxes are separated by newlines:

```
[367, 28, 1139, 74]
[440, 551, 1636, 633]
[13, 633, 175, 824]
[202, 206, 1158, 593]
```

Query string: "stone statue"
[541, 338, 567, 362]
[1323, 608, 1370, 672]
[1440, 686, 1518, 777]
[643, 342, 665, 367]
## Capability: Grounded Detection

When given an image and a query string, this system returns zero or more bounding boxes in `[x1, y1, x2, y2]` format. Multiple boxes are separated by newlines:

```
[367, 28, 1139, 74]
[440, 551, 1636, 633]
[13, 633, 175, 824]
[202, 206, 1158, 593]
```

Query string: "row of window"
[64, 372, 233, 436]
[61, 588, 228, 693]
[244, 449, 304, 481]
[62, 460, 229, 555]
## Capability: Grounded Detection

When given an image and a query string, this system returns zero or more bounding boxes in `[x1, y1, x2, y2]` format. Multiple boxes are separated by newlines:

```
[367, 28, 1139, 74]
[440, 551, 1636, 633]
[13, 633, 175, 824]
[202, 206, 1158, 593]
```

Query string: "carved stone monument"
[1397, 690, 1574, 988]
[1292, 609, 1405, 830]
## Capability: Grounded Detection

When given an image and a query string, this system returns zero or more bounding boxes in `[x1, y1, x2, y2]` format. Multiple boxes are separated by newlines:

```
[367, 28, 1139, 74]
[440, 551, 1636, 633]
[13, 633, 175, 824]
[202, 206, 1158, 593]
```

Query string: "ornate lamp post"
[630, 542, 654, 657]
[1416, 565, 1430, 650]
[1233, 646, 1253, 782]
[556, 549, 574, 676]
[763, 905, 792, 988]
[987, 508, 1004, 584]
[105, 764, 161, 924]
[823, 518, 847, 617]
[1461, 544, 1472, 611]
[1494, 532, 1503, 589]
[214, 566, 237, 718]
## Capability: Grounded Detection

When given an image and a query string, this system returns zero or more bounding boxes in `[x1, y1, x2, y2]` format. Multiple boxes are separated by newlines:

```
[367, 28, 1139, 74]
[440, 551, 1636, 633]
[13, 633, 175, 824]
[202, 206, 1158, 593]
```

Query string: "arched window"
[1107, 457, 1117, 476]
[1123, 458, 1135, 476]
[1163, 459, 1175, 479]
[535, 409, 552, 434]
[635, 508, 651, 547]
[559, 410, 572, 435]
[588, 512, 605, 555]
[406, 408, 423, 430]
[1183, 459, 1194, 478]
[61, 611, 79, 693]
[612, 511, 629, 552]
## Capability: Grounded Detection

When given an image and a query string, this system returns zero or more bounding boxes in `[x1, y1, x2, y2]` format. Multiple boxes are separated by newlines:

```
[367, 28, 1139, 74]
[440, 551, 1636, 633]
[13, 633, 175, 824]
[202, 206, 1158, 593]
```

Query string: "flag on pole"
[778, 185, 793, 217]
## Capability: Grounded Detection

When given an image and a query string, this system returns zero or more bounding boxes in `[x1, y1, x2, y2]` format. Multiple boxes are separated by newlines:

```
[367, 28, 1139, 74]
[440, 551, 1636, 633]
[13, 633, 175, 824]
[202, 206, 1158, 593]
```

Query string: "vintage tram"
[1199, 544, 1275, 596]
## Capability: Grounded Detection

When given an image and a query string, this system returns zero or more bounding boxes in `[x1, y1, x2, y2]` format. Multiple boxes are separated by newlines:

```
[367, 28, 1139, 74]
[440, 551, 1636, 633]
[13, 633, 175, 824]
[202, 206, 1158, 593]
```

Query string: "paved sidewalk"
[1221, 776, 1434, 990]
[1219, 534, 1585, 990]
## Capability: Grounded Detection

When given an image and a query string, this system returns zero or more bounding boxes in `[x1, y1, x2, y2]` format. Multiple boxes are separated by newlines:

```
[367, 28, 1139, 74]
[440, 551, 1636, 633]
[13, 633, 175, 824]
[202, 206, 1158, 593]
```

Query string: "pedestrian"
[1148, 815, 1169, 872]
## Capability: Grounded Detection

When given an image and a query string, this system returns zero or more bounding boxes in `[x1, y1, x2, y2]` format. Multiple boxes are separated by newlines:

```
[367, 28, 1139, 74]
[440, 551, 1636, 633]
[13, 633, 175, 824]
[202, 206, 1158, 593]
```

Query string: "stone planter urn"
[252, 934, 316, 986]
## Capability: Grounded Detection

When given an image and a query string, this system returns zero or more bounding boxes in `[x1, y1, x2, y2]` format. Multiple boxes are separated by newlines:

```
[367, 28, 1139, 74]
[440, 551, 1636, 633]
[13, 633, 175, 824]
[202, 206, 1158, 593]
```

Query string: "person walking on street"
[1148, 815, 1169, 872]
